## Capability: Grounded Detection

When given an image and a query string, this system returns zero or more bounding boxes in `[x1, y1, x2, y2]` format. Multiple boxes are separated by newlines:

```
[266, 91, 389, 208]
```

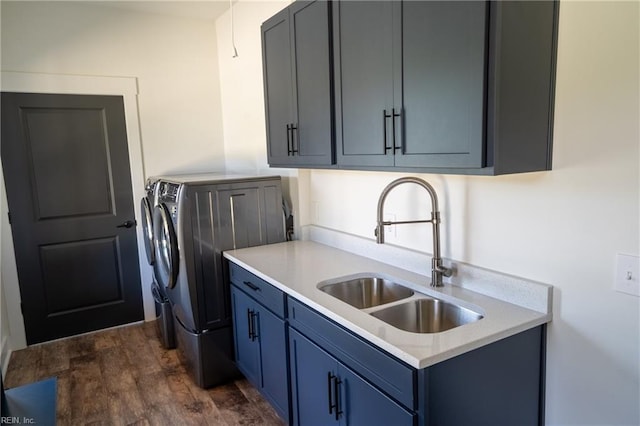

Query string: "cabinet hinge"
[7, 211, 11, 225]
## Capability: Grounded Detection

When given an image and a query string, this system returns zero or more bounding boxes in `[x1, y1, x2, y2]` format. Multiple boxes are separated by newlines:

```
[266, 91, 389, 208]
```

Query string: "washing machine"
[141, 177, 175, 349]
[152, 173, 286, 388]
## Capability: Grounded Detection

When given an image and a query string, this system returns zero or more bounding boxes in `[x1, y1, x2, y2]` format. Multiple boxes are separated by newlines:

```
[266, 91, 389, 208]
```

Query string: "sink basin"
[318, 276, 414, 309]
[370, 298, 483, 333]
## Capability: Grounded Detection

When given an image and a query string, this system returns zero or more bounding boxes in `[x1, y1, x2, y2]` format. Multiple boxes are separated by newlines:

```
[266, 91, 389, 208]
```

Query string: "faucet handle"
[374, 225, 385, 244]
[440, 266, 453, 278]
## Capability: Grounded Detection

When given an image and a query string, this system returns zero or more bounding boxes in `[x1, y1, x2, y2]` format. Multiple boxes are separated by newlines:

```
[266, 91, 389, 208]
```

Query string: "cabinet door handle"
[243, 280, 261, 292]
[247, 308, 253, 340]
[383, 109, 393, 153]
[327, 372, 336, 415]
[392, 108, 402, 153]
[333, 376, 343, 420]
[290, 123, 298, 155]
[286, 124, 292, 156]
[250, 311, 258, 341]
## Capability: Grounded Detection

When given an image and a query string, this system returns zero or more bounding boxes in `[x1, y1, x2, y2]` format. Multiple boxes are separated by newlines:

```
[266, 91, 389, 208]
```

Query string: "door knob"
[116, 220, 136, 229]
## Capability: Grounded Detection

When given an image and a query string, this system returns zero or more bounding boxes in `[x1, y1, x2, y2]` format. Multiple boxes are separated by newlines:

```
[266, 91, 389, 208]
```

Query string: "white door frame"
[1, 71, 154, 353]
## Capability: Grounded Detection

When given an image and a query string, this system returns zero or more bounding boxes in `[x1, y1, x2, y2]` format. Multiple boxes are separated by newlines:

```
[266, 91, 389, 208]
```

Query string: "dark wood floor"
[3, 321, 285, 426]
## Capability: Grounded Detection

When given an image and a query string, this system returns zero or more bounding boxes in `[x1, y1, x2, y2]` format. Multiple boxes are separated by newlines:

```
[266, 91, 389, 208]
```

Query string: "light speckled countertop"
[224, 240, 551, 369]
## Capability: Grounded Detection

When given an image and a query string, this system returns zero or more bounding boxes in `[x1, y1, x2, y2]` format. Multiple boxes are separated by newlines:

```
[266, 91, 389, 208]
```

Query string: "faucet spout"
[375, 177, 452, 287]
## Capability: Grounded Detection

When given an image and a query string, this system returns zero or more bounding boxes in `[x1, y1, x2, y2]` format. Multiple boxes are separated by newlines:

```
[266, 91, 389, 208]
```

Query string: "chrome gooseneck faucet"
[375, 177, 453, 287]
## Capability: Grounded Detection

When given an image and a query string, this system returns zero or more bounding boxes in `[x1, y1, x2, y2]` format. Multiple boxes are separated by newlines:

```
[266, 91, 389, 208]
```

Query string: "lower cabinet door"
[289, 329, 415, 426]
[231, 287, 261, 385]
[258, 304, 289, 421]
[338, 365, 415, 426]
[289, 329, 340, 426]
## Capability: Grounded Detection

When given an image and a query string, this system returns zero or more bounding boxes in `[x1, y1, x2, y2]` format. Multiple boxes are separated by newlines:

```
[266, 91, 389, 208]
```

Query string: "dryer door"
[141, 197, 155, 265]
[153, 203, 179, 290]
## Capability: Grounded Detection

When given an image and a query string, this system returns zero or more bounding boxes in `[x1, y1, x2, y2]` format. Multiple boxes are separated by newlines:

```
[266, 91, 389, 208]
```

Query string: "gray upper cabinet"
[262, 0, 558, 175]
[262, 0, 334, 167]
[333, 1, 398, 167]
[334, 0, 558, 175]
[399, 1, 486, 169]
[334, 1, 486, 168]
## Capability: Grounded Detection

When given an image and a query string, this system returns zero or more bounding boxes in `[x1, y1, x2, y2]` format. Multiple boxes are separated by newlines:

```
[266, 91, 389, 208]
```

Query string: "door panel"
[231, 287, 261, 385]
[263, 8, 294, 164]
[399, 1, 486, 168]
[1, 92, 143, 344]
[40, 238, 123, 314]
[24, 107, 114, 219]
[289, 329, 338, 426]
[258, 304, 289, 419]
[335, 1, 395, 167]
[339, 365, 415, 425]
[290, 0, 334, 164]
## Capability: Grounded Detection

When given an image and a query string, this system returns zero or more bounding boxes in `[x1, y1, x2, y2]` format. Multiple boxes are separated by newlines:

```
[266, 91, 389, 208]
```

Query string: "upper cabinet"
[262, 0, 334, 167]
[262, 1, 559, 175]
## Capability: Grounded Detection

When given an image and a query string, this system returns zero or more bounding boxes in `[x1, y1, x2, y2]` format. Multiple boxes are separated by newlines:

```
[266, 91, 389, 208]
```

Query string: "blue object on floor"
[2, 377, 57, 425]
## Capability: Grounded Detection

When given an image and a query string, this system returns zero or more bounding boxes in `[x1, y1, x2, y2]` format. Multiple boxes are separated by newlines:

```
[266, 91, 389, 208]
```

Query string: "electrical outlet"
[384, 213, 396, 237]
[615, 253, 640, 297]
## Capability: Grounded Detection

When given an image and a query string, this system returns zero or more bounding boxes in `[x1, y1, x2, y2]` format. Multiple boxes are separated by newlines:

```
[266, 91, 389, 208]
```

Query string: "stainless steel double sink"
[318, 275, 483, 333]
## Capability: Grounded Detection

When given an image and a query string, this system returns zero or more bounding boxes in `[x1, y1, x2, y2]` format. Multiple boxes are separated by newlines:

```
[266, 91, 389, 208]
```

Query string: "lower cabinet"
[230, 285, 289, 421]
[229, 261, 545, 426]
[289, 329, 414, 426]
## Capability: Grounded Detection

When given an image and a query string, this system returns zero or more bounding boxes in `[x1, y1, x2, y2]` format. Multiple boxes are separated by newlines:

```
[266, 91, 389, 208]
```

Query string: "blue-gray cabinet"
[262, 0, 558, 175]
[289, 329, 414, 426]
[334, 0, 558, 174]
[229, 264, 290, 422]
[229, 261, 546, 425]
[261, 0, 334, 167]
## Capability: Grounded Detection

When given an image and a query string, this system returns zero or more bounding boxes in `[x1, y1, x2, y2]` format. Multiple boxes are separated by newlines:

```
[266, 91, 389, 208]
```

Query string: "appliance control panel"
[158, 182, 180, 202]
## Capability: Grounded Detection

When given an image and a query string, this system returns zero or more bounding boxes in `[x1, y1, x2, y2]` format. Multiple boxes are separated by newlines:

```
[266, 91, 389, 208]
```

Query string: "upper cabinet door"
[263, 1, 334, 167]
[334, 1, 399, 167]
[290, 0, 334, 165]
[262, 8, 294, 165]
[398, 1, 487, 168]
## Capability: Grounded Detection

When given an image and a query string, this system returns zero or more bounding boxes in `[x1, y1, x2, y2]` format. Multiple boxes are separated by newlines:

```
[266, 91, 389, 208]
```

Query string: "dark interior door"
[1, 92, 143, 345]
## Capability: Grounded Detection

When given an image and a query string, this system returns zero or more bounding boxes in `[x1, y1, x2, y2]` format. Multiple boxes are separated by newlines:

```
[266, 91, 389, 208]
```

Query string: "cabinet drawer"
[229, 262, 286, 318]
[288, 297, 415, 409]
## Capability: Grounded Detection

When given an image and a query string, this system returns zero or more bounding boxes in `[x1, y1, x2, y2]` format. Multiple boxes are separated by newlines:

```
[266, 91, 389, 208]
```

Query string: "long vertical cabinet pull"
[247, 309, 259, 341]
[286, 124, 292, 155]
[383, 110, 393, 153]
[327, 372, 343, 420]
[327, 372, 336, 415]
[250, 311, 258, 341]
[247, 309, 254, 340]
[392, 108, 402, 153]
[286, 123, 299, 156]
[333, 376, 343, 420]
[290, 123, 299, 154]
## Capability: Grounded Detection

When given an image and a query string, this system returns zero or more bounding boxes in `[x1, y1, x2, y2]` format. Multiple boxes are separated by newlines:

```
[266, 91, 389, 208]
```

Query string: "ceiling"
[94, 1, 231, 21]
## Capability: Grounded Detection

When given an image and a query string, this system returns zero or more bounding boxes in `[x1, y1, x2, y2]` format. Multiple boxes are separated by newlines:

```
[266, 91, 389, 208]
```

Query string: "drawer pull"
[243, 280, 261, 292]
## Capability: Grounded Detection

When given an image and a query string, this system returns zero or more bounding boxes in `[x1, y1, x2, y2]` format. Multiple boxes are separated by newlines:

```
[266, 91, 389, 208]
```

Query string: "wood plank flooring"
[3, 321, 285, 426]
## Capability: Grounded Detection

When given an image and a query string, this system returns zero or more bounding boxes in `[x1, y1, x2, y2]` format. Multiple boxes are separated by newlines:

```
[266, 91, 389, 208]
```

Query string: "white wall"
[216, 1, 639, 424]
[215, 0, 300, 226]
[0, 1, 227, 348]
[0, 1, 225, 176]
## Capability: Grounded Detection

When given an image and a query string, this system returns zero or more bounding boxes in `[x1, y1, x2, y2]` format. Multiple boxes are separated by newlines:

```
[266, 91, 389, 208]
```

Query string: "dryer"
[141, 177, 175, 349]
[152, 174, 286, 388]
